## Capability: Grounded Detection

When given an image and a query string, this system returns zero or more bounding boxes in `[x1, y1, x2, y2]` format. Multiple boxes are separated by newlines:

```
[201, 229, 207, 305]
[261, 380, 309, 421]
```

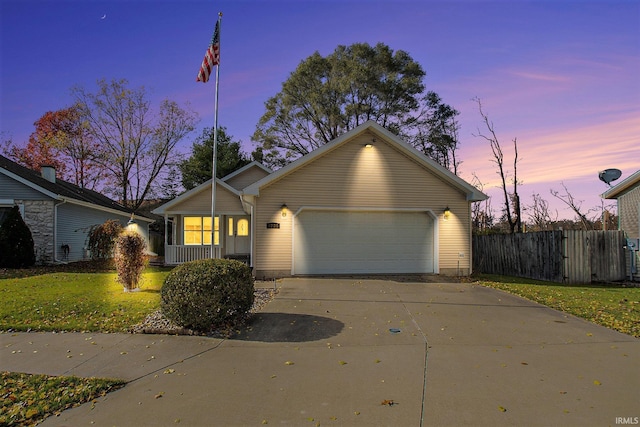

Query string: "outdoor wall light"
[443, 207, 451, 220]
[127, 212, 136, 225]
[281, 203, 288, 217]
[364, 143, 373, 148]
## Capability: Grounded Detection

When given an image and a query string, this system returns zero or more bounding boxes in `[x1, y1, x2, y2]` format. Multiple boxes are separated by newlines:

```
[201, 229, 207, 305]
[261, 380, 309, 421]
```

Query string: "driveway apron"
[2, 278, 637, 426]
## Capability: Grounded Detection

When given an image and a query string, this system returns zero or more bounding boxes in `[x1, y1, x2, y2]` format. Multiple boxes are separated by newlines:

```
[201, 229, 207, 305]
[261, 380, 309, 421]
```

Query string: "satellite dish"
[598, 168, 622, 186]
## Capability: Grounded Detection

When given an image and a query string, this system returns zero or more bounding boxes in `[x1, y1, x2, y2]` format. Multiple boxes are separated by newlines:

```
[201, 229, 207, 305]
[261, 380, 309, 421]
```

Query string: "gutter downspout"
[164, 214, 169, 264]
[53, 199, 67, 264]
[239, 194, 255, 268]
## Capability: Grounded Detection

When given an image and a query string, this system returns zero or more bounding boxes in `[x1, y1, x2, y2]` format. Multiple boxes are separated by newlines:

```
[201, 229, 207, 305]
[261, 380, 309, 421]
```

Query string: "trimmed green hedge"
[161, 258, 254, 332]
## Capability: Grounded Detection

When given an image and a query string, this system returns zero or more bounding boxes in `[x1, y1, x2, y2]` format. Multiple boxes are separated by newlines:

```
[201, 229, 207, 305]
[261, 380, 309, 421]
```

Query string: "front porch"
[161, 213, 251, 266]
[164, 245, 222, 265]
[151, 177, 256, 267]
[163, 245, 250, 266]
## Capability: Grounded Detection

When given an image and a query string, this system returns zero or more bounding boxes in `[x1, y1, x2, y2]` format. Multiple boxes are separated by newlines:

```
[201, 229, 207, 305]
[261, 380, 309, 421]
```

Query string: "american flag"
[196, 21, 220, 83]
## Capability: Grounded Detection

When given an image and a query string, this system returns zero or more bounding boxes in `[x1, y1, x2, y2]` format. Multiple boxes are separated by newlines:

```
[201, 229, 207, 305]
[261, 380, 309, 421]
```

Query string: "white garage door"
[293, 210, 434, 274]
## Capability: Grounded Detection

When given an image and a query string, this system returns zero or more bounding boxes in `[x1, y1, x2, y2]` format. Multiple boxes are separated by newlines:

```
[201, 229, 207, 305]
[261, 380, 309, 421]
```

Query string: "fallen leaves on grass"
[475, 276, 640, 338]
[0, 371, 124, 426]
[380, 399, 397, 406]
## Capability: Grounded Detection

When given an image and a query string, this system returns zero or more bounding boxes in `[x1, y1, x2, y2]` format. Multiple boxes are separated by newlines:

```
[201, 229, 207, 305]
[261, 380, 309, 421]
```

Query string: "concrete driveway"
[2, 277, 638, 426]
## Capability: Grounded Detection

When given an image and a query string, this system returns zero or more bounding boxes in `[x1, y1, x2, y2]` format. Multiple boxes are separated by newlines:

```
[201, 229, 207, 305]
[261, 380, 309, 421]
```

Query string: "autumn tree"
[4, 107, 118, 191]
[2, 110, 73, 179]
[4, 128, 66, 176]
[179, 126, 252, 190]
[253, 42, 460, 171]
[473, 97, 522, 234]
[72, 79, 198, 210]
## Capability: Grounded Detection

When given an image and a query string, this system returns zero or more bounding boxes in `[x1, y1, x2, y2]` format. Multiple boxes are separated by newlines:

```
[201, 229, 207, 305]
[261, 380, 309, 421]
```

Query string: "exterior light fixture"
[281, 203, 288, 217]
[365, 143, 373, 148]
[443, 207, 451, 220]
[127, 213, 135, 225]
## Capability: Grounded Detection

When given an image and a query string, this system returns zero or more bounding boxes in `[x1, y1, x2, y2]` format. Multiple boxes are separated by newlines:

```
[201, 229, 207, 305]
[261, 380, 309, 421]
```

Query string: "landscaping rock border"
[131, 288, 278, 337]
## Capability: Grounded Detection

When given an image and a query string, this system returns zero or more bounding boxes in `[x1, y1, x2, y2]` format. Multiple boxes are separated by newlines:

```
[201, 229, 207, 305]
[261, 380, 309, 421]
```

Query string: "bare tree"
[470, 173, 494, 233]
[551, 183, 618, 230]
[525, 193, 557, 231]
[72, 79, 198, 210]
[550, 183, 593, 230]
[472, 97, 522, 233]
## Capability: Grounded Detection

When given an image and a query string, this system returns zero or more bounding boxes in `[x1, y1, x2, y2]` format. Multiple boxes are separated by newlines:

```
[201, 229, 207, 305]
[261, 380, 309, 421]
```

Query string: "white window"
[184, 216, 219, 245]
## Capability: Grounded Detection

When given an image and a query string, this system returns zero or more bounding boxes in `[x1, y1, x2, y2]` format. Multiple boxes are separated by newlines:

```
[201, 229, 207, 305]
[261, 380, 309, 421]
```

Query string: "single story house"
[602, 169, 640, 280]
[0, 154, 154, 264]
[153, 121, 487, 278]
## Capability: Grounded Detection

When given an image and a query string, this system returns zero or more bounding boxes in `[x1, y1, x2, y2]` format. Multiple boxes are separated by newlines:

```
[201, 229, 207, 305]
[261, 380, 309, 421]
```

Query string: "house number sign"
[266, 222, 280, 229]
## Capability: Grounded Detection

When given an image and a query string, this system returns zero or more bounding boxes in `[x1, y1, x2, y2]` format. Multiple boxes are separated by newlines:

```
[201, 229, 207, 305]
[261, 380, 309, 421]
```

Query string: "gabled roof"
[243, 121, 487, 202]
[151, 178, 240, 215]
[0, 154, 153, 222]
[221, 161, 272, 183]
[602, 170, 640, 199]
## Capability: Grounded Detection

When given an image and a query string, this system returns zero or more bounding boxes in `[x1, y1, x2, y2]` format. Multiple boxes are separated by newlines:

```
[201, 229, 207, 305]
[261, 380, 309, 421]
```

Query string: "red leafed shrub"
[87, 219, 123, 260]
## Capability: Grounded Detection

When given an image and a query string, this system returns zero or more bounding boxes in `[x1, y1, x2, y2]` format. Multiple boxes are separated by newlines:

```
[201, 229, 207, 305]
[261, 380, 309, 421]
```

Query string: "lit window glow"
[184, 216, 219, 245]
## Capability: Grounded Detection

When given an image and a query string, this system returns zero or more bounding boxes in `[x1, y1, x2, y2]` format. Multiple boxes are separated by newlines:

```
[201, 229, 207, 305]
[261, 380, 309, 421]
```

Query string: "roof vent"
[41, 165, 56, 183]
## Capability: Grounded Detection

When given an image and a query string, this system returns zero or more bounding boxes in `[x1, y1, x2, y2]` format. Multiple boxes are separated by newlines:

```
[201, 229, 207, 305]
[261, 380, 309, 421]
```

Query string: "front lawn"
[0, 371, 124, 426]
[0, 264, 172, 332]
[474, 274, 640, 338]
[0, 263, 172, 426]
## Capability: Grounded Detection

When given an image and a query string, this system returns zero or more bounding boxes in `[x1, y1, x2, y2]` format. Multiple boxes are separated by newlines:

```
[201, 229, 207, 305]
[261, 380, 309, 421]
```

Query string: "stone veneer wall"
[17, 199, 55, 265]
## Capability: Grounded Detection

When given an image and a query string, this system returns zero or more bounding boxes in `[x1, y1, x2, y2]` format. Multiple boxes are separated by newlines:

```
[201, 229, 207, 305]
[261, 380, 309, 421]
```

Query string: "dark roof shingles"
[0, 154, 134, 216]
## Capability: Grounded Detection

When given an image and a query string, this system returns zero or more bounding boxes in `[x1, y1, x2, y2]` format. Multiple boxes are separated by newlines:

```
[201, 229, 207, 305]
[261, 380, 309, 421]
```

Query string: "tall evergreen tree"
[0, 206, 35, 268]
[179, 127, 252, 190]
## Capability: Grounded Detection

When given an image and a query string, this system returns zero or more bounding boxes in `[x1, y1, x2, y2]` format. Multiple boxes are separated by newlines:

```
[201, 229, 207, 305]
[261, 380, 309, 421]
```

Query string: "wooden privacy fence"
[473, 230, 627, 284]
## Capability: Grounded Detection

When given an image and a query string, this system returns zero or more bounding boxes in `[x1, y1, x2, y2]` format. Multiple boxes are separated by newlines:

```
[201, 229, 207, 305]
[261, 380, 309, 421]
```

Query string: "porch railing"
[164, 245, 222, 265]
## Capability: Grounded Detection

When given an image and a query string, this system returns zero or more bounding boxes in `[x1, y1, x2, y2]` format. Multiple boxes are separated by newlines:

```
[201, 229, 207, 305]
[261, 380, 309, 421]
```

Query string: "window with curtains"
[184, 216, 219, 245]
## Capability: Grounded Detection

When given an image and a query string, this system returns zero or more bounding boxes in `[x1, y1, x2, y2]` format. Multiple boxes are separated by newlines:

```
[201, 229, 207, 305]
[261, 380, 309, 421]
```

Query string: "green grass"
[0, 371, 125, 426]
[0, 263, 172, 426]
[0, 264, 172, 332]
[474, 274, 640, 338]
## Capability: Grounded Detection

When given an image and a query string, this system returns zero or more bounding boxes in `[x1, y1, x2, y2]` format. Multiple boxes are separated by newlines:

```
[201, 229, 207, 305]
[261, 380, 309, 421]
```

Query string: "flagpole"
[210, 12, 222, 259]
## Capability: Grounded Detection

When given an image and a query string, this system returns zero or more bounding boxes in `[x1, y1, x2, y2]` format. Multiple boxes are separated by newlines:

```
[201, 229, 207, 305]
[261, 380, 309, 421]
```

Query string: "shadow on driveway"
[232, 312, 344, 342]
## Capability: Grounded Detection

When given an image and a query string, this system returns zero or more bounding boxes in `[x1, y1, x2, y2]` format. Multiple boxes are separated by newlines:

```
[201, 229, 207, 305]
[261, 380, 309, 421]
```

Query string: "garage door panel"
[293, 210, 434, 274]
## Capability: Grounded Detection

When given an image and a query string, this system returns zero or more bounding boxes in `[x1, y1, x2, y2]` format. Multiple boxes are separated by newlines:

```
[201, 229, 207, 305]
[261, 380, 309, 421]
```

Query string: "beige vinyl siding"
[253, 131, 471, 275]
[169, 184, 244, 214]
[618, 185, 640, 239]
[224, 166, 271, 190]
[168, 185, 246, 247]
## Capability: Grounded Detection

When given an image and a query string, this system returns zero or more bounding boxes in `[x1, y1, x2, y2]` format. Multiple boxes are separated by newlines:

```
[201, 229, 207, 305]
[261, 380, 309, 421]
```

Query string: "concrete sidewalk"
[1, 278, 638, 426]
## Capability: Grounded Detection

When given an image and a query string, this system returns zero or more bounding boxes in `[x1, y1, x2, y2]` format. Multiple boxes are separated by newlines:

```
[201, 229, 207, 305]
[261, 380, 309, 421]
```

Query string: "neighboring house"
[0, 154, 154, 264]
[153, 121, 487, 278]
[602, 169, 640, 280]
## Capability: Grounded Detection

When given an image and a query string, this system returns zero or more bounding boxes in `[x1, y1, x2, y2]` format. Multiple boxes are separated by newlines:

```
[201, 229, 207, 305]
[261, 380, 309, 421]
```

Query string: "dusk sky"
[1, 0, 638, 221]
